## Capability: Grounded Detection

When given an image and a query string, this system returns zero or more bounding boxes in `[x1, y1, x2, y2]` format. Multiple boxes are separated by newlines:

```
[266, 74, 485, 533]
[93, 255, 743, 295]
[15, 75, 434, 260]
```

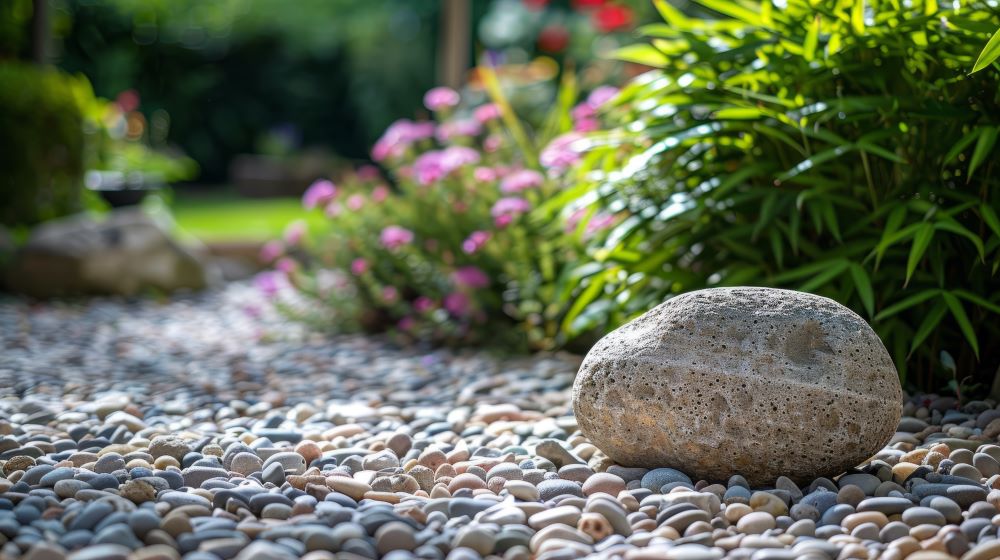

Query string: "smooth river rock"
[572, 287, 902, 485]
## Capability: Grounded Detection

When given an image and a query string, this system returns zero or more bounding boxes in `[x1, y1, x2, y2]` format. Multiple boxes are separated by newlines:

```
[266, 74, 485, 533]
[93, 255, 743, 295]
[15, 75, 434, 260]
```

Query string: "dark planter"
[86, 170, 163, 208]
[97, 188, 155, 208]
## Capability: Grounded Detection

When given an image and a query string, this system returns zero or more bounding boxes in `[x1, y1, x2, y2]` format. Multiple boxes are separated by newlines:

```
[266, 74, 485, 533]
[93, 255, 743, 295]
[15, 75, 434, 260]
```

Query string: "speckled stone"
[572, 287, 902, 485]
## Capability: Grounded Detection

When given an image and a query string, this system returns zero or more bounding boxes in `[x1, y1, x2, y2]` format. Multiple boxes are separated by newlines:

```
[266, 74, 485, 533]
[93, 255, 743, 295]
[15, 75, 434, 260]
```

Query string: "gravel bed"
[1, 283, 999, 560]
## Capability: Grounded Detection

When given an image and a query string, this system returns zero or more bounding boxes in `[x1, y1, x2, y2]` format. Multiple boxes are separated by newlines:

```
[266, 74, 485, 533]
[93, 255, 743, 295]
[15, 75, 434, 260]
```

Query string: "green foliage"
[0, 63, 87, 228]
[554, 0, 1000, 388]
[0, 0, 31, 58]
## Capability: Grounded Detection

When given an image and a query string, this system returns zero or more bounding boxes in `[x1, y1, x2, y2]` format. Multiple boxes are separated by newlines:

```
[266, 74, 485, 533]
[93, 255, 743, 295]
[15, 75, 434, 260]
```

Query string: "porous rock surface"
[573, 287, 902, 485]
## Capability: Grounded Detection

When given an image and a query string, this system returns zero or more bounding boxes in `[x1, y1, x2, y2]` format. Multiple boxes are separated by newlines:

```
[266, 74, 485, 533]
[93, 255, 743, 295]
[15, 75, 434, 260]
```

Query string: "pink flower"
[500, 169, 545, 193]
[413, 296, 435, 313]
[356, 164, 380, 181]
[442, 145, 480, 169]
[325, 202, 343, 218]
[452, 266, 489, 289]
[380, 225, 414, 250]
[436, 119, 482, 142]
[259, 240, 283, 263]
[566, 207, 588, 232]
[413, 151, 446, 185]
[254, 271, 287, 298]
[424, 86, 461, 111]
[398, 316, 416, 330]
[413, 147, 481, 186]
[473, 167, 497, 182]
[347, 194, 365, 211]
[371, 119, 436, 161]
[491, 197, 531, 227]
[275, 257, 297, 273]
[540, 132, 583, 170]
[372, 184, 389, 202]
[571, 102, 596, 121]
[462, 231, 490, 254]
[586, 212, 618, 235]
[474, 103, 502, 123]
[574, 118, 600, 132]
[283, 220, 307, 246]
[587, 85, 619, 109]
[351, 258, 369, 275]
[484, 135, 502, 153]
[444, 292, 470, 316]
[382, 285, 399, 303]
[302, 179, 337, 209]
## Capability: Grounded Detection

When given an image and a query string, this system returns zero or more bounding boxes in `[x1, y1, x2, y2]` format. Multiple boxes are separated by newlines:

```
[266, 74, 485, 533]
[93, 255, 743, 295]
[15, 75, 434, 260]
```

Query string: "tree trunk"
[30, 0, 48, 64]
[438, 0, 470, 89]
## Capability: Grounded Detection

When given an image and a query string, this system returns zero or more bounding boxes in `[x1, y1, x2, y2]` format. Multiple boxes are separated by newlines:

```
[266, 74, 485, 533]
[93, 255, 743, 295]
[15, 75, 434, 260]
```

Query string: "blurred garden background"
[3, 0, 1000, 396]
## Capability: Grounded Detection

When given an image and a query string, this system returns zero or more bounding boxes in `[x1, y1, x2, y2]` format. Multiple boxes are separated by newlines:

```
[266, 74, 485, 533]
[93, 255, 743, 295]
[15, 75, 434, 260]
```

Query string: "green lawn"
[170, 190, 325, 242]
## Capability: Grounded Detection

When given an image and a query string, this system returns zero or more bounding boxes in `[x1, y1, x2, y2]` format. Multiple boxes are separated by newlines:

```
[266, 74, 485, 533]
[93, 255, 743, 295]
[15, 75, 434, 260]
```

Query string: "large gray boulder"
[573, 287, 902, 486]
[5, 208, 213, 297]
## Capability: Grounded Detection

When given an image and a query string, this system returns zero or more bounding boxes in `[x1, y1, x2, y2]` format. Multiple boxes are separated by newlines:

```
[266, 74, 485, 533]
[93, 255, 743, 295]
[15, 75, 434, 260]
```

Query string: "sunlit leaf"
[713, 107, 766, 119]
[611, 45, 669, 67]
[691, 0, 763, 25]
[804, 15, 820, 61]
[852, 0, 865, 34]
[972, 27, 1000, 73]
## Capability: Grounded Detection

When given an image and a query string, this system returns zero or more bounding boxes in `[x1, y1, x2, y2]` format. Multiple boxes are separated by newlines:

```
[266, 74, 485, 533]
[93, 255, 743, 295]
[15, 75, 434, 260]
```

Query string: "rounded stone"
[572, 287, 902, 485]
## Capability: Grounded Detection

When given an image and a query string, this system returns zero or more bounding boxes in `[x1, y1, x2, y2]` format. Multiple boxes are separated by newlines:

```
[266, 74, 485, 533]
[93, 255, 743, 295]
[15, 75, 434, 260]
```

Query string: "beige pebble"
[724, 503, 752, 523]
[842, 511, 888, 532]
[325, 476, 370, 501]
[736, 511, 775, 534]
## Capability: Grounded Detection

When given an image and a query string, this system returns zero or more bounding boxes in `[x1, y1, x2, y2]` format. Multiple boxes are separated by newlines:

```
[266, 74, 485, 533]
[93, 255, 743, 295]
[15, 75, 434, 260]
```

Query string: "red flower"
[572, 0, 607, 10]
[592, 4, 633, 32]
[537, 24, 570, 53]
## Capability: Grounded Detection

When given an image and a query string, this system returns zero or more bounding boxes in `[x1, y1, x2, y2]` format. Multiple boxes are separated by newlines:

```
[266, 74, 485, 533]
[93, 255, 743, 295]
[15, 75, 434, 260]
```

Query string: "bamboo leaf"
[942, 128, 981, 166]
[804, 15, 820, 62]
[849, 263, 875, 317]
[969, 126, 998, 178]
[934, 218, 985, 262]
[851, 0, 865, 35]
[652, 0, 690, 27]
[713, 107, 766, 119]
[769, 227, 784, 269]
[982, 203, 1000, 239]
[799, 259, 849, 293]
[874, 289, 941, 322]
[909, 299, 948, 358]
[561, 269, 612, 333]
[942, 292, 980, 359]
[905, 223, 935, 286]
[611, 44, 669, 67]
[691, 0, 763, 25]
[972, 27, 1000, 73]
[777, 145, 856, 182]
[954, 289, 1000, 315]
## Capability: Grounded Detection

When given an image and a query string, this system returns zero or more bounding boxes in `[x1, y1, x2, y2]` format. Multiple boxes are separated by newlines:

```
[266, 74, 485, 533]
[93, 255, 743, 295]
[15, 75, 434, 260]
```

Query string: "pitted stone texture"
[572, 287, 901, 486]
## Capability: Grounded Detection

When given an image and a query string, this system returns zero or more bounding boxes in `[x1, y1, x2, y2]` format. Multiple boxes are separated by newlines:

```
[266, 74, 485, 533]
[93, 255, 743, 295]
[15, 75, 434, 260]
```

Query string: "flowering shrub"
[262, 77, 619, 349]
